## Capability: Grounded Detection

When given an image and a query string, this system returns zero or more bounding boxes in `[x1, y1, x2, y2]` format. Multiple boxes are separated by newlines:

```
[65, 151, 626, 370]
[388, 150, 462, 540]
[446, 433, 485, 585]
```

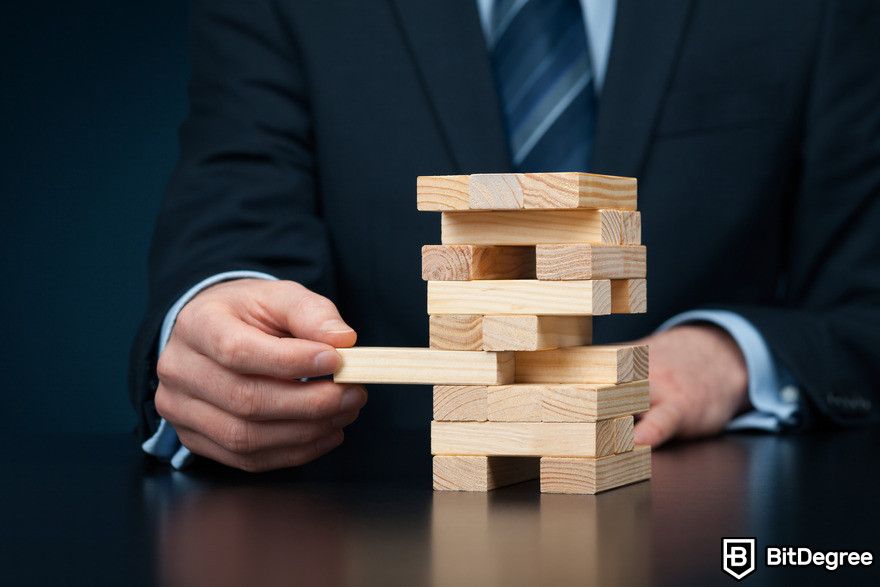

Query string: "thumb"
[262, 281, 358, 348]
[633, 401, 682, 447]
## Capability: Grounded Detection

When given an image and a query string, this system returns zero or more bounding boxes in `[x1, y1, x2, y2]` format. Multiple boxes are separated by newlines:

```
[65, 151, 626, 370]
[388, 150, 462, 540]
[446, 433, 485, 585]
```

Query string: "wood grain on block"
[541, 380, 650, 422]
[621, 210, 642, 244]
[432, 456, 539, 491]
[525, 173, 637, 210]
[457, 381, 650, 423]
[482, 315, 592, 351]
[610, 279, 647, 313]
[333, 347, 514, 385]
[421, 245, 535, 281]
[441, 210, 640, 246]
[417, 173, 637, 211]
[471, 172, 637, 210]
[487, 384, 543, 422]
[594, 418, 617, 457]
[431, 421, 616, 457]
[468, 174, 524, 209]
[427, 280, 611, 316]
[535, 244, 646, 280]
[417, 175, 470, 211]
[433, 385, 488, 421]
[612, 416, 635, 453]
[592, 210, 641, 246]
[540, 446, 651, 494]
[429, 315, 483, 350]
[515, 345, 649, 384]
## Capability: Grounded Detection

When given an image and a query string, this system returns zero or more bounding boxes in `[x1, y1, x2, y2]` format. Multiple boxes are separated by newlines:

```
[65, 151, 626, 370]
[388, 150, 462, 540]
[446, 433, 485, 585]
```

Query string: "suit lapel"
[388, 0, 511, 173]
[592, 0, 695, 177]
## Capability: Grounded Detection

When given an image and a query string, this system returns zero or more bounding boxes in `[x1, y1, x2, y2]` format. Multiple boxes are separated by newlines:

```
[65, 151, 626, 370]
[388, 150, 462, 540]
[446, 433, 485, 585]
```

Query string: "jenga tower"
[334, 172, 651, 494]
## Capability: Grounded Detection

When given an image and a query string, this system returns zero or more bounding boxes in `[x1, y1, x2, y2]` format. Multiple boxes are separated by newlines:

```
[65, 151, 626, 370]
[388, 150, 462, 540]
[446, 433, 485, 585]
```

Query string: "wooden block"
[432, 315, 593, 351]
[521, 173, 637, 210]
[541, 380, 650, 422]
[487, 384, 543, 422]
[621, 209, 642, 244]
[417, 173, 637, 211]
[540, 446, 651, 494]
[611, 279, 647, 313]
[611, 416, 635, 453]
[433, 385, 487, 421]
[417, 175, 470, 211]
[333, 347, 514, 385]
[514, 345, 649, 384]
[594, 418, 618, 456]
[535, 244, 646, 280]
[429, 315, 483, 350]
[433, 456, 539, 491]
[468, 174, 524, 209]
[441, 209, 641, 246]
[431, 421, 617, 457]
[421, 245, 535, 281]
[444, 380, 650, 423]
[482, 315, 592, 351]
[428, 280, 611, 316]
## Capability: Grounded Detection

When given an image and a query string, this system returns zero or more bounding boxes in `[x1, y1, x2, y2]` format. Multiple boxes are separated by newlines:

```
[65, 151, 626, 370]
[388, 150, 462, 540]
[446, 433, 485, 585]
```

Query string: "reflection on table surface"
[155, 479, 652, 587]
[145, 427, 878, 587]
[2, 427, 878, 586]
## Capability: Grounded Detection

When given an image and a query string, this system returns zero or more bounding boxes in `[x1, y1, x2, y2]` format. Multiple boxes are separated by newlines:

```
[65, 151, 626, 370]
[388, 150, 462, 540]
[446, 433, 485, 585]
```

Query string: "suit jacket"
[131, 0, 880, 440]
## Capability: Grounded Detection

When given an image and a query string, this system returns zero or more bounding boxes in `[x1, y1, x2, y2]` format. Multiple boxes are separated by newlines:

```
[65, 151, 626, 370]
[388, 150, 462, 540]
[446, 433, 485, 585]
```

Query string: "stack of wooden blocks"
[334, 172, 651, 494]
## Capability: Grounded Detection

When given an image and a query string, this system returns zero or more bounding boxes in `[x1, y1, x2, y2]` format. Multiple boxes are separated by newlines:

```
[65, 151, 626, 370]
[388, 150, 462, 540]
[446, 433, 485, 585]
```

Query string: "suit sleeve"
[129, 0, 331, 438]
[724, 1, 880, 426]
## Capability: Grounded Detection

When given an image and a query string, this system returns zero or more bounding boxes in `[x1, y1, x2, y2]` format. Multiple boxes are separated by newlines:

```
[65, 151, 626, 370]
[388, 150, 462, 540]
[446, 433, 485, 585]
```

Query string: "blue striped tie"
[490, 0, 596, 172]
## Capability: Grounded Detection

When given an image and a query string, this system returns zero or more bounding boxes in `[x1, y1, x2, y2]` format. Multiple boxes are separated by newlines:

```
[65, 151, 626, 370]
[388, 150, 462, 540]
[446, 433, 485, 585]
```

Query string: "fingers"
[262, 281, 358, 348]
[175, 280, 358, 378]
[160, 392, 355, 455]
[330, 409, 361, 429]
[175, 425, 345, 473]
[156, 377, 360, 472]
[633, 401, 682, 447]
[157, 279, 364, 473]
[178, 308, 343, 379]
[158, 342, 368, 420]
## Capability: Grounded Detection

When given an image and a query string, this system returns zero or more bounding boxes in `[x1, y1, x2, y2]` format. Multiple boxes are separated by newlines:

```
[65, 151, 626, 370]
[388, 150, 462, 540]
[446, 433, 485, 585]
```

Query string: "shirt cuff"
[142, 270, 278, 469]
[657, 309, 803, 432]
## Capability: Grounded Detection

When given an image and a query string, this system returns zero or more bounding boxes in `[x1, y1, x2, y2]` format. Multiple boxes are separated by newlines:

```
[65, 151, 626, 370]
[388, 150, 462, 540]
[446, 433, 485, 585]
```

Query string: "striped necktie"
[490, 0, 596, 172]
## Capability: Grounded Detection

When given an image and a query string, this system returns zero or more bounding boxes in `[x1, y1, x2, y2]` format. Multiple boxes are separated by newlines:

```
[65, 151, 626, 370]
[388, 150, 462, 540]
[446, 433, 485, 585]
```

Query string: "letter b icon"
[729, 546, 748, 567]
[723, 538, 756, 580]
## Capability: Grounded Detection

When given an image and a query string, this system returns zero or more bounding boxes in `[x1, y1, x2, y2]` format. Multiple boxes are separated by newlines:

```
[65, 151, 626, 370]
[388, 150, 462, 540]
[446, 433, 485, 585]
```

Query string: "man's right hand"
[154, 279, 367, 472]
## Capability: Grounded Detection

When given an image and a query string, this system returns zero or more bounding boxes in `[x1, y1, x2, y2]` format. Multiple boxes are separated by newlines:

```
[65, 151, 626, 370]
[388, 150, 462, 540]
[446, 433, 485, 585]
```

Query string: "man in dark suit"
[133, 0, 880, 471]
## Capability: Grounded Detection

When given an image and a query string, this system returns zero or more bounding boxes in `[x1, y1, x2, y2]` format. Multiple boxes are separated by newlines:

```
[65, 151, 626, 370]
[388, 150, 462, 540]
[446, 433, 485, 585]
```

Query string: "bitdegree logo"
[723, 538, 756, 580]
[766, 547, 874, 571]
[722, 538, 874, 580]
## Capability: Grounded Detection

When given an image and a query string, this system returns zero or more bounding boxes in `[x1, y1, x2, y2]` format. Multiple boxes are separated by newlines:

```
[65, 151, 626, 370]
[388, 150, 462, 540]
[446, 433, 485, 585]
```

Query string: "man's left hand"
[633, 325, 750, 447]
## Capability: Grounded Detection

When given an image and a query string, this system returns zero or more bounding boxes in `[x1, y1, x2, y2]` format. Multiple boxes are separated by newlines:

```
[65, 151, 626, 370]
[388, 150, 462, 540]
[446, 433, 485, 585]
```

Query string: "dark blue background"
[2, 2, 188, 432]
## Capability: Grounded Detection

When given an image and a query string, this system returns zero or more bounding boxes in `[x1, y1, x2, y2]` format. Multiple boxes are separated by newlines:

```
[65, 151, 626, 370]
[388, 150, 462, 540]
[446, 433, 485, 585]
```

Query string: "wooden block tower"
[334, 172, 651, 494]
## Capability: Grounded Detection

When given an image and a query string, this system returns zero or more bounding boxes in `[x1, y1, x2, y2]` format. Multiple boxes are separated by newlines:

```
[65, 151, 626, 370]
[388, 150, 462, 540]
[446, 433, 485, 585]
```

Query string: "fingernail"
[317, 431, 343, 453]
[321, 319, 354, 334]
[314, 350, 339, 374]
[340, 386, 365, 411]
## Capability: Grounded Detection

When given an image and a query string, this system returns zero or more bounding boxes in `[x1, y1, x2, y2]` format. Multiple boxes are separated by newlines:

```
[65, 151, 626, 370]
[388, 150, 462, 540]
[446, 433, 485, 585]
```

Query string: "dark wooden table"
[2, 426, 878, 586]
